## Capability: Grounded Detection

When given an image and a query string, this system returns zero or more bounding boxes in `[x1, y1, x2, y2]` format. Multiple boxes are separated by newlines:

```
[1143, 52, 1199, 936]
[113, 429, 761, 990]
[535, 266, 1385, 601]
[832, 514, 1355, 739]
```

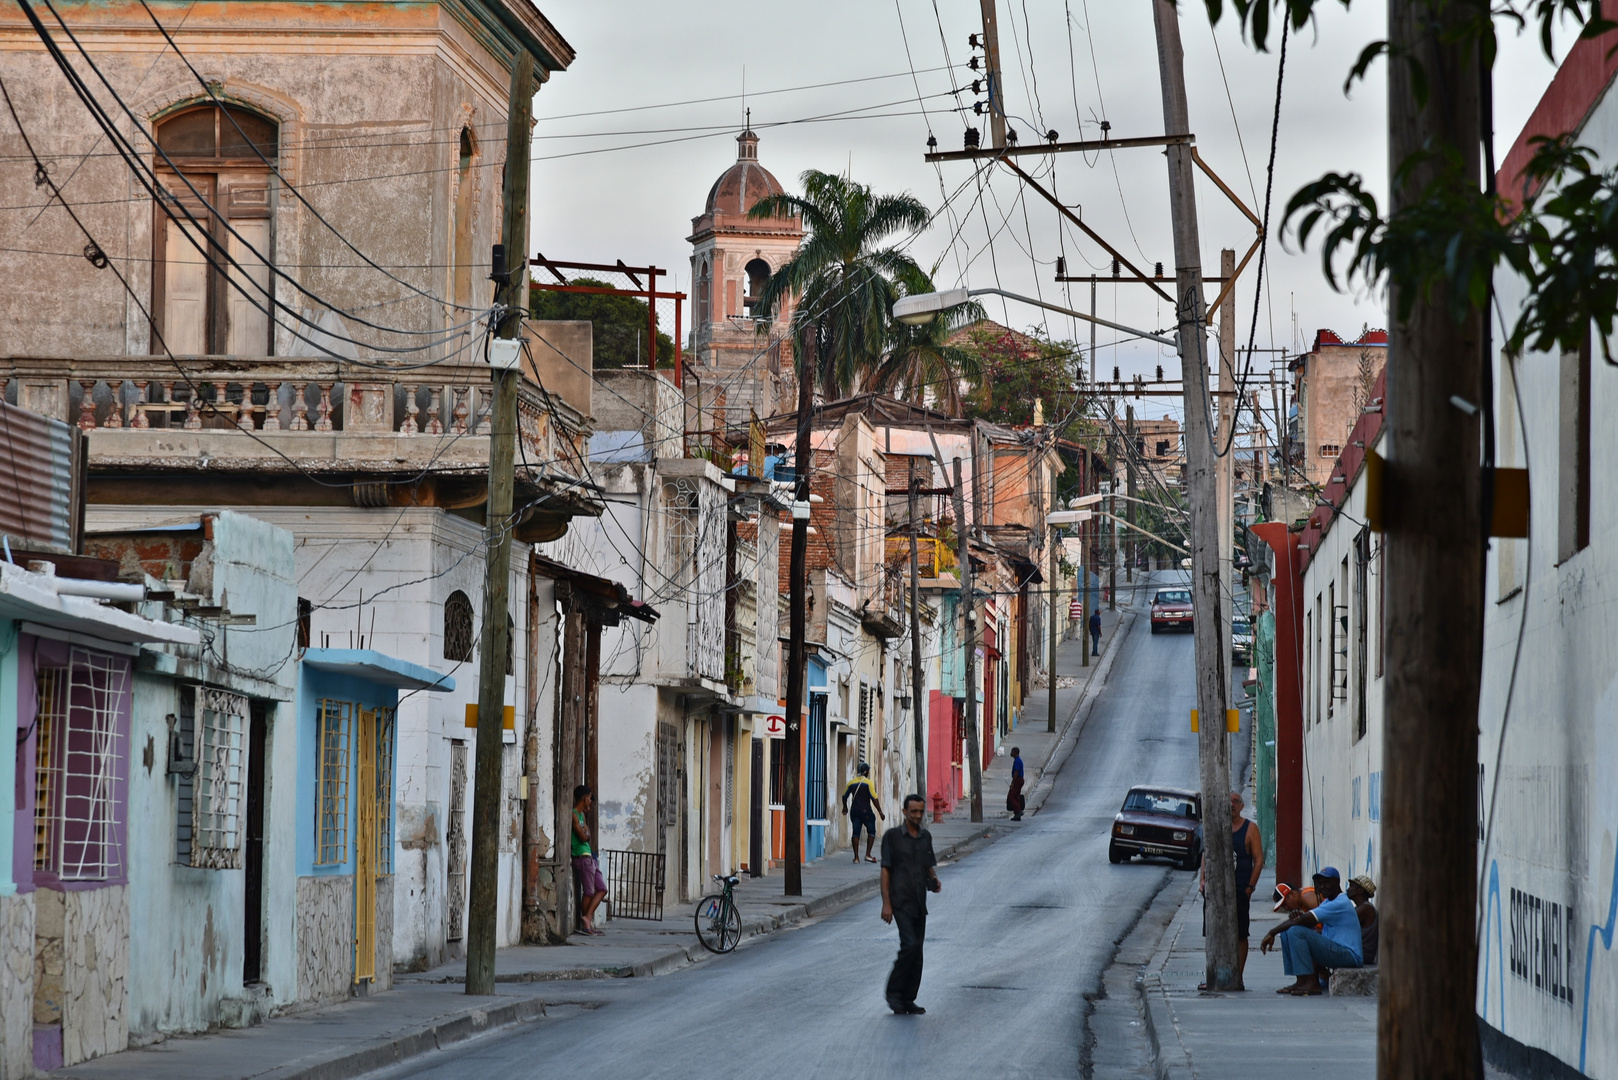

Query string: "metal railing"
[600, 848, 666, 921]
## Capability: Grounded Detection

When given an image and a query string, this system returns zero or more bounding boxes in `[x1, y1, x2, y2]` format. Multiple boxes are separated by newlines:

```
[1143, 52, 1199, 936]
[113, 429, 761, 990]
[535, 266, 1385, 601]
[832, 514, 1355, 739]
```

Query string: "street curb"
[1139, 877, 1198, 1080]
[247, 994, 550, 1080]
[1026, 611, 1136, 818]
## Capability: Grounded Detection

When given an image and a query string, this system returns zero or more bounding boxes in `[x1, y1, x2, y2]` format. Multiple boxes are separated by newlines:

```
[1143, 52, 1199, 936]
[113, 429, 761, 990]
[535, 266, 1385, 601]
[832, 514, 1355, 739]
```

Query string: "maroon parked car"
[1108, 785, 1202, 870]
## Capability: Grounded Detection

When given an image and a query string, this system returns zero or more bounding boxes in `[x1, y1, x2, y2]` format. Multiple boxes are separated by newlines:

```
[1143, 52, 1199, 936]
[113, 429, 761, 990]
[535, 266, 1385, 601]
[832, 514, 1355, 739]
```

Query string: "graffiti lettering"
[1509, 886, 1575, 1005]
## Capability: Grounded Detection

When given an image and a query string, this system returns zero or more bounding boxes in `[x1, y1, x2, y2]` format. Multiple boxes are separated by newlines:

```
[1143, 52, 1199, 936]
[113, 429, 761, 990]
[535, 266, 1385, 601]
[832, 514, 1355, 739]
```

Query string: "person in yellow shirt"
[841, 763, 884, 863]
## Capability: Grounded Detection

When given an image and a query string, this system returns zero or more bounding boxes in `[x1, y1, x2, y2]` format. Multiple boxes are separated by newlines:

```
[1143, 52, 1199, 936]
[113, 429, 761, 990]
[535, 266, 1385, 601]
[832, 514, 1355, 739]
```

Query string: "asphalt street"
[373, 600, 1204, 1080]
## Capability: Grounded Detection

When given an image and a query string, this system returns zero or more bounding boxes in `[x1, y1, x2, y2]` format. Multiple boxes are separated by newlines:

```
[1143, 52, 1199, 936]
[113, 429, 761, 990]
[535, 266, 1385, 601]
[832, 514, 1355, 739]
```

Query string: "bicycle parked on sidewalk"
[694, 873, 742, 953]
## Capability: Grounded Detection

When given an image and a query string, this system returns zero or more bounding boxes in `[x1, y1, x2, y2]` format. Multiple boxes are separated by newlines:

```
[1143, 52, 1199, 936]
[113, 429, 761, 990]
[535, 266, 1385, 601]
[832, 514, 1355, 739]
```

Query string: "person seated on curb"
[1271, 881, 1320, 917]
[1348, 874, 1379, 965]
[1259, 866, 1363, 995]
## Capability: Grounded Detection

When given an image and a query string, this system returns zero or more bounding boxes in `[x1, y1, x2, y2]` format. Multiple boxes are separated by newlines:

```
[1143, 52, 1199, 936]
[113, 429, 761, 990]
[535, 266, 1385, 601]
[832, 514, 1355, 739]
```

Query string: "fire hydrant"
[931, 793, 947, 823]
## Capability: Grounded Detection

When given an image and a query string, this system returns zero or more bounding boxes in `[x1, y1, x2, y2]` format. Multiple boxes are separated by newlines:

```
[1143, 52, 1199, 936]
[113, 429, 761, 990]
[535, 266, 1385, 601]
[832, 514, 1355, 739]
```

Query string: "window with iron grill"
[192, 687, 248, 869]
[32, 647, 132, 883]
[443, 590, 474, 663]
[315, 698, 352, 866]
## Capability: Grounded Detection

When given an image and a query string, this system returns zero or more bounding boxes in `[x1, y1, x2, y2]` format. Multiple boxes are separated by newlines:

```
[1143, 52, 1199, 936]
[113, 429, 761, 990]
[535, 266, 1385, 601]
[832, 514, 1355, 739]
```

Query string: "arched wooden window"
[443, 590, 474, 662]
[152, 103, 278, 356]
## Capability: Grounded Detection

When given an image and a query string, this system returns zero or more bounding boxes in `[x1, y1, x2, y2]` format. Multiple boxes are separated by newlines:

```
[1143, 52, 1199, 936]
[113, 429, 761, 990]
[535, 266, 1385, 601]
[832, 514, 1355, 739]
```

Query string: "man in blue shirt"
[1259, 866, 1363, 995]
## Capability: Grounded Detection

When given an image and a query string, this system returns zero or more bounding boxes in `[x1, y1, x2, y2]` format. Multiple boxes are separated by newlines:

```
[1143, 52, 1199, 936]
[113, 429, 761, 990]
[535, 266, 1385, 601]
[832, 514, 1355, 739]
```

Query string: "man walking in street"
[1088, 607, 1102, 656]
[841, 762, 884, 863]
[1007, 746, 1026, 820]
[881, 794, 941, 1015]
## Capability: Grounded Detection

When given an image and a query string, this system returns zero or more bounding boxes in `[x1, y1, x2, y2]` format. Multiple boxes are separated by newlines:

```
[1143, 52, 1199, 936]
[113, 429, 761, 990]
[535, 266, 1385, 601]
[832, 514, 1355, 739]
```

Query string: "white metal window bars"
[192, 687, 248, 869]
[374, 706, 395, 874]
[36, 649, 131, 882]
[315, 698, 352, 866]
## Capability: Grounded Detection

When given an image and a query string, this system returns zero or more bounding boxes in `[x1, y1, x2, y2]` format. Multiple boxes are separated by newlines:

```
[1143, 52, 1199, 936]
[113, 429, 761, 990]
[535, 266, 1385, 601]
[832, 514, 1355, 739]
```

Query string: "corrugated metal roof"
[0, 400, 75, 551]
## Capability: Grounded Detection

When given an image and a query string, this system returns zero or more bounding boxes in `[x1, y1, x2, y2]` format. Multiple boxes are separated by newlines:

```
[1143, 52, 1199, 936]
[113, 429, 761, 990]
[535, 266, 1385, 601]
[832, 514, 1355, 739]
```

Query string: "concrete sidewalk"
[1136, 872, 1376, 1080]
[57, 611, 1133, 1080]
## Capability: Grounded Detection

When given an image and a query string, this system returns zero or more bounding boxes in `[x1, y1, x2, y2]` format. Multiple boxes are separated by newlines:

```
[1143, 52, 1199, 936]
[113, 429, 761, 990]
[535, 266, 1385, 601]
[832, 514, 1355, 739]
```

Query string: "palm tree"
[865, 267, 984, 416]
[749, 170, 930, 398]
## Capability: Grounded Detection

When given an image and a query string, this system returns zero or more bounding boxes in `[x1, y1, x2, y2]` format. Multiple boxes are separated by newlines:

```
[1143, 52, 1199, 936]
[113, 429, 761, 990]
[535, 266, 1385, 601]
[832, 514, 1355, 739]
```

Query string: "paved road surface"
[374, 607, 1202, 1080]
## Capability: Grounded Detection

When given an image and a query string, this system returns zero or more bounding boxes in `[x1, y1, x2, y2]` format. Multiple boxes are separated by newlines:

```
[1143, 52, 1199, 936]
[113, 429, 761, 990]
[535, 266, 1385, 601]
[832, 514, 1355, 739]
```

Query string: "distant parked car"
[1109, 786, 1202, 870]
[1232, 617, 1253, 663]
[1150, 588, 1193, 634]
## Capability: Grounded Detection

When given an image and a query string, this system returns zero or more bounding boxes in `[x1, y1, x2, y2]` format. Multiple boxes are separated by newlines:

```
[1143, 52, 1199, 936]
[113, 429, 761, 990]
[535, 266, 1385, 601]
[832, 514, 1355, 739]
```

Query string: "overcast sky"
[528, 1, 1568, 420]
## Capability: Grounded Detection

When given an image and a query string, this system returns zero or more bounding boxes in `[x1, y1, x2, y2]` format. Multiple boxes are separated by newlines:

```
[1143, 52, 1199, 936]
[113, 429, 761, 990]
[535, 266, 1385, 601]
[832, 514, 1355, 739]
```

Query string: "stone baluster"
[213, 382, 229, 426]
[236, 384, 256, 430]
[451, 387, 470, 434]
[289, 384, 310, 430]
[160, 382, 177, 428]
[426, 386, 443, 435]
[184, 389, 202, 430]
[77, 380, 98, 430]
[315, 383, 334, 431]
[400, 385, 419, 434]
[103, 381, 124, 429]
[262, 382, 282, 431]
[131, 381, 150, 429]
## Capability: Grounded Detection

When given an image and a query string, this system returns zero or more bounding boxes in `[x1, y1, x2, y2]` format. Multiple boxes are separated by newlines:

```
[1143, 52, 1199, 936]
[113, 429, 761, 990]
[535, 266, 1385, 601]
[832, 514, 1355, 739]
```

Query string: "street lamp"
[1044, 507, 1092, 730]
[893, 288, 1178, 348]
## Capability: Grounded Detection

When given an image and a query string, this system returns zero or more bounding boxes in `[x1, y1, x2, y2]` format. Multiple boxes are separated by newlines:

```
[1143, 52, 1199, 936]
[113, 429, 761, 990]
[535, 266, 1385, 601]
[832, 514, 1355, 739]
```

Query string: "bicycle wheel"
[694, 894, 742, 953]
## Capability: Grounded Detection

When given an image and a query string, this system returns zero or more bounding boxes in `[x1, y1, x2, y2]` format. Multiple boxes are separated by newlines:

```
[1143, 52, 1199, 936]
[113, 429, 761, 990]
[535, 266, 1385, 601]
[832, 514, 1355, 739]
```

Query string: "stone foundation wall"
[372, 876, 392, 994]
[62, 885, 129, 1066]
[0, 892, 34, 1080]
[295, 876, 352, 1004]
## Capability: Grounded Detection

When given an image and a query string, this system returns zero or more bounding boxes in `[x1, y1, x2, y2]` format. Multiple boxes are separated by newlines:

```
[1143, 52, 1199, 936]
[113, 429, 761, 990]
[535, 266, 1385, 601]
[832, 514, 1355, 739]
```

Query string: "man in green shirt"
[572, 785, 607, 935]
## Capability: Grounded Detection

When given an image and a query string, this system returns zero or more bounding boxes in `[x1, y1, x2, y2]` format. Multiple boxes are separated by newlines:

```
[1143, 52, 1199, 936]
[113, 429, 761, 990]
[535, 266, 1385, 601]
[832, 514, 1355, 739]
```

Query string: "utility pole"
[976, 0, 1007, 148]
[783, 332, 811, 896]
[951, 459, 982, 823]
[1107, 433, 1117, 612]
[1047, 522, 1058, 733]
[466, 50, 532, 997]
[1382, 2, 1484, 1075]
[1126, 405, 1137, 585]
[907, 461, 926, 802]
[1217, 248, 1236, 713]
[1152, 0, 1237, 992]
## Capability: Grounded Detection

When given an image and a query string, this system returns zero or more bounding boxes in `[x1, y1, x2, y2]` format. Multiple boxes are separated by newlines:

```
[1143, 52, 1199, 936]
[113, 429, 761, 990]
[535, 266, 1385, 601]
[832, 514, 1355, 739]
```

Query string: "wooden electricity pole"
[1218, 248, 1236, 715]
[783, 334, 811, 896]
[1047, 524, 1058, 733]
[466, 50, 532, 996]
[1381, 2, 1484, 1075]
[1126, 406, 1137, 586]
[908, 462, 926, 801]
[976, 0, 1007, 148]
[1151, 0, 1238, 991]
[951, 458, 983, 822]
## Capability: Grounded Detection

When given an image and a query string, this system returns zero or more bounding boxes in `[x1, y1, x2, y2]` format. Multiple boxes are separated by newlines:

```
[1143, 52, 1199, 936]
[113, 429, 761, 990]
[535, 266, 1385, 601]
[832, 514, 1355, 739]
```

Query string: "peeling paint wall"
[118, 511, 299, 1042]
[295, 875, 353, 1005]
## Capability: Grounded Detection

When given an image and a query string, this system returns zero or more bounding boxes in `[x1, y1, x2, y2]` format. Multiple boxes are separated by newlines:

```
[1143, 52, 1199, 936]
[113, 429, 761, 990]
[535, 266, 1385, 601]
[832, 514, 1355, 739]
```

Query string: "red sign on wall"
[762, 715, 787, 739]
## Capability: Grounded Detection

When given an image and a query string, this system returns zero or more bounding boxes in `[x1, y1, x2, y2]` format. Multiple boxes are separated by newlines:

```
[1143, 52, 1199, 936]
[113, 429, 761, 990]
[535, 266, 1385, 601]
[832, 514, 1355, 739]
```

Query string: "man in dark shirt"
[880, 794, 941, 1014]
